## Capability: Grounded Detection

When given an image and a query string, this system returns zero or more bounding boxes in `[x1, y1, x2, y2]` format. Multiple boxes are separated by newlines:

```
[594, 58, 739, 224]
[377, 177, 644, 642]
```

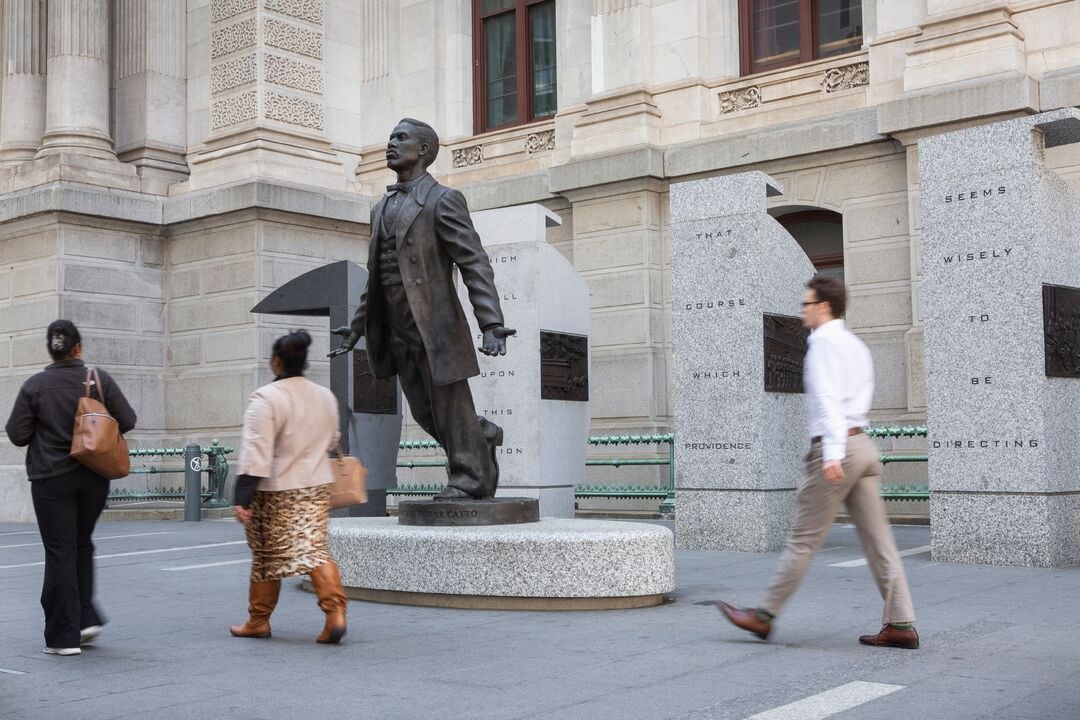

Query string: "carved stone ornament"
[211, 90, 258, 129]
[822, 62, 870, 93]
[452, 145, 484, 168]
[1044, 284, 1080, 378]
[263, 0, 323, 24]
[264, 90, 325, 130]
[264, 53, 324, 94]
[264, 17, 323, 59]
[719, 86, 762, 115]
[211, 54, 257, 95]
[525, 130, 555, 154]
[211, 17, 258, 59]
[211, 0, 256, 23]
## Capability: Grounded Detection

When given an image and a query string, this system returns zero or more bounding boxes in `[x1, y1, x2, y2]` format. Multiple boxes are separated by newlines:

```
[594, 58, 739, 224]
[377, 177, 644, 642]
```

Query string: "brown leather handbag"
[329, 443, 367, 508]
[70, 367, 130, 480]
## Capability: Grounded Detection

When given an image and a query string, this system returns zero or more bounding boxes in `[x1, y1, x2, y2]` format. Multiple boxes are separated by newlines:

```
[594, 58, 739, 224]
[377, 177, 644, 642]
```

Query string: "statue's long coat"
[350, 173, 504, 386]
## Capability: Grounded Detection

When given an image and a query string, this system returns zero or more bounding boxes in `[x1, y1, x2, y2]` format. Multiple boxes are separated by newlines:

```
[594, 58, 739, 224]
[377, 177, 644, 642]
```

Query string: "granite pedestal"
[323, 517, 675, 609]
[669, 172, 814, 551]
[919, 108, 1080, 567]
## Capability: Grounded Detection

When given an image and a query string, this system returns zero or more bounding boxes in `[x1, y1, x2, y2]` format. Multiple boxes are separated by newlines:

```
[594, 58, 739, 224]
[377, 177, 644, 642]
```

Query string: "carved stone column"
[36, 0, 116, 159]
[113, 0, 188, 191]
[188, 0, 342, 190]
[0, 0, 48, 165]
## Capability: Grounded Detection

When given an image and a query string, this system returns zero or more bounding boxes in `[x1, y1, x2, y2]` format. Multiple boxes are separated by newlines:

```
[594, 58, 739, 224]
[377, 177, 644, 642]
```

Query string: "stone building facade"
[0, 0, 1078, 520]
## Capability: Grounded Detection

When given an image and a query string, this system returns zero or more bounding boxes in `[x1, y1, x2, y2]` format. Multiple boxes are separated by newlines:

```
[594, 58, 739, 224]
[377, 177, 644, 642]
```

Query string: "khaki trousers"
[762, 433, 916, 625]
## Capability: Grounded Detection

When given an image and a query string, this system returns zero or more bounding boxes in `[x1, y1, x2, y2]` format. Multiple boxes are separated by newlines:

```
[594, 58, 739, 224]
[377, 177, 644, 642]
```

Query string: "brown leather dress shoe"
[717, 601, 772, 640]
[859, 624, 919, 649]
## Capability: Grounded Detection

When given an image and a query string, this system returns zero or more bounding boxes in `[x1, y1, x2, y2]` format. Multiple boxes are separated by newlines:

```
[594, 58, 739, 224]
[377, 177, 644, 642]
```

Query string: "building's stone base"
[676, 489, 795, 552]
[930, 491, 1080, 567]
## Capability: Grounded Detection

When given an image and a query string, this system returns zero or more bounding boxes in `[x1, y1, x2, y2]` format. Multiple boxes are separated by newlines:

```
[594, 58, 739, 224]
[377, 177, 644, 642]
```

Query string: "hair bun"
[292, 329, 312, 349]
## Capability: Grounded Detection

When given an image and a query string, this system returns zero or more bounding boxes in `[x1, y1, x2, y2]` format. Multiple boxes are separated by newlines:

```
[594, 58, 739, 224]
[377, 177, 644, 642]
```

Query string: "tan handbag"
[70, 367, 130, 480]
[329, 443, 367, 508]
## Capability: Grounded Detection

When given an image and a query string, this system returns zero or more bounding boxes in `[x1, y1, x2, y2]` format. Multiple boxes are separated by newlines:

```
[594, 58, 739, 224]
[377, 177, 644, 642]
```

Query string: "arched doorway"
[773, 208, 844, 283]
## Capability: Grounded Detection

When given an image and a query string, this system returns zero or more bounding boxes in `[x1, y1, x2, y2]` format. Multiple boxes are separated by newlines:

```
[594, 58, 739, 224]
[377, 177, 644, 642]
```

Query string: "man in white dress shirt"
[718, 276, 919, 649]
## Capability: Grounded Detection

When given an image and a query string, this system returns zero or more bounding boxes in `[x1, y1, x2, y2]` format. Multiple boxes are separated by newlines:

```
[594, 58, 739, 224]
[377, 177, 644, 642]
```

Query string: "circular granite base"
[398, 497, 539, 526]
[325, 517, 675, 610]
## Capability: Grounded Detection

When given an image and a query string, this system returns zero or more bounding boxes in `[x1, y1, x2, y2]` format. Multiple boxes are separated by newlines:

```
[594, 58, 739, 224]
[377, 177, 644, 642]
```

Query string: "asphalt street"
[1, 518, 1076, 720]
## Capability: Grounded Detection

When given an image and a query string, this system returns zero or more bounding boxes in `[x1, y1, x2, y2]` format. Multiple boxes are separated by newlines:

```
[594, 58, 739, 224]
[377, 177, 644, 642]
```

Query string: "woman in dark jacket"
[5, 320, 136, 656]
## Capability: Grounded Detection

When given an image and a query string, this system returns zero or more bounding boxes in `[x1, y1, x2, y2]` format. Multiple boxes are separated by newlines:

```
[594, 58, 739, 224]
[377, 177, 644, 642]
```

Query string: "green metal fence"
[107, 440, 233, 506]
[388, 426, 930, 508]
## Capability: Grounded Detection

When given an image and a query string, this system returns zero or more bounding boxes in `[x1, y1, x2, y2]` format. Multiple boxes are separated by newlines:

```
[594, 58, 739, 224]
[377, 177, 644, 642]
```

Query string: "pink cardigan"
[237, 377, 340, 492]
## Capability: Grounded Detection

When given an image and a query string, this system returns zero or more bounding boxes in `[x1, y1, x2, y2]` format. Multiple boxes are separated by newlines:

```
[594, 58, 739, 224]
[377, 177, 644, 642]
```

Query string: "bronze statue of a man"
[331, 118, 514, 500]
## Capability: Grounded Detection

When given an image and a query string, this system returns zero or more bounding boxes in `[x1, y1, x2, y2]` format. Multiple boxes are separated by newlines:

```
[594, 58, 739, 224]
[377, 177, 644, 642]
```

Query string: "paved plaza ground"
[0, 517, 1077, 720]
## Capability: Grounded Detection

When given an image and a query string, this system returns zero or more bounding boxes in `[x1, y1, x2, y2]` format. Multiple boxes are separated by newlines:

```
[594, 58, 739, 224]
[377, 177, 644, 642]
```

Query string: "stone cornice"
[0, 179, 370, 226]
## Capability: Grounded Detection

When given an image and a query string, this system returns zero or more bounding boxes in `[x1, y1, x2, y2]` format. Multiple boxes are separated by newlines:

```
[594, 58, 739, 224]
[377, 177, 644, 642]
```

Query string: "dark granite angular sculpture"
[252, 260, 402, 517]
[330, 118, 515, 502]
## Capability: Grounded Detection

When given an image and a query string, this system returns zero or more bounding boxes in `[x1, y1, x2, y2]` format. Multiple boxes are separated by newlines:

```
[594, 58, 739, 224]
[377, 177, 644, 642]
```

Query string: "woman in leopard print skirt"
[229, 330, 348, 644]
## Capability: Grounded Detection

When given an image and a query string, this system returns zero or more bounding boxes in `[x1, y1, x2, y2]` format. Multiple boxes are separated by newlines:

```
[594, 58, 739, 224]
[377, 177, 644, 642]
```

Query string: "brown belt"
[811, 427, 864, 444]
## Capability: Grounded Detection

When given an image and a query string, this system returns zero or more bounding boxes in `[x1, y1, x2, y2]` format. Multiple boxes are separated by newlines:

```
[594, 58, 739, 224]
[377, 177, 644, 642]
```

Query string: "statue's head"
[387, 118, 440, 172]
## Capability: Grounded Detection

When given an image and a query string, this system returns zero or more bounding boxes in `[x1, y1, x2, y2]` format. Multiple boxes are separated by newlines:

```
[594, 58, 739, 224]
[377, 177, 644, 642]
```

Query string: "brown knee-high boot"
[229, 580, 281, 638]
[309, 562, 347, 644]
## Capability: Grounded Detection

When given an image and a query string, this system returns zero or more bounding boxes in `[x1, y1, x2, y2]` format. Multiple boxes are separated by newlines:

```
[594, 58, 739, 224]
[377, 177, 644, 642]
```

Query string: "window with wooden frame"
[473, 0, 557, 134]
[739, 0, 863, 76]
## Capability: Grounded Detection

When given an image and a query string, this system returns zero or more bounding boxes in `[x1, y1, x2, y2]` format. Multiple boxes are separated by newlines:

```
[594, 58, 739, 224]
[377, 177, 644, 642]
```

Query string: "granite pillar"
[0, 0, 48, 165]
[919, 108, 1080, 567]
[113, 0, 188, 192]
[37, 0, 116, 159]
[670, 171, 815, 551]
[463, 204, 589, 518]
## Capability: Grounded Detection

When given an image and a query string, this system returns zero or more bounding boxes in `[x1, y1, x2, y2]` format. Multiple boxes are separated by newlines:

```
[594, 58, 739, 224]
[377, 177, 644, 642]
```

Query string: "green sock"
[755, 609, 774, 623]
[890, 622, 912, 629]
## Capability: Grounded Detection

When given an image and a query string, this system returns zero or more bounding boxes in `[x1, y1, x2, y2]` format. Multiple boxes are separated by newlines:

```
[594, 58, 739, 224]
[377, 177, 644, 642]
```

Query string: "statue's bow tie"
[386, 183, 408, 194]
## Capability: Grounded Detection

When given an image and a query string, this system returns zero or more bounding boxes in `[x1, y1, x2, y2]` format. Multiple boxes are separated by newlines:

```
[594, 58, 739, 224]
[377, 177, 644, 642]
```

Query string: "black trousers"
[31, 466, 109, 648]
[382, 283, 497, 497]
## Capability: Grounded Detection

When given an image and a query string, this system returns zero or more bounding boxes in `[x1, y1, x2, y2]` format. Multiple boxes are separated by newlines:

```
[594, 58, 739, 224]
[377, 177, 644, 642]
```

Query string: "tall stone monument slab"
[920, 108, 1080, 567]
[457, 204, 589, 518]
[671, 172, 814, 551]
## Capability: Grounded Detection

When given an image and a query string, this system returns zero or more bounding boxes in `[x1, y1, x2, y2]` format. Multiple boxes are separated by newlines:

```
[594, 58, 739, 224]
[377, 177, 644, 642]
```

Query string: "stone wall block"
[573, 196, 650, 235]
[168, 294, 258, 332]
[0, 271, 10, 301]
[63, 228, 139, 262]
[846, 286, 913, 330]
[203, 257, 258, 294]
[139, 303, 165, 333]
[846, 243, 912, 285]
[12, 261, 57, 297]
[590, 352, 655, 419]
[0, 298, 60, 333]
[0, 229, 58, 264]
[81, 337, 165, 367]
[166, 372, 255, 429]
[573, 232, 648, 272]
[140, 236, 165, 267]
[62, 264, 164, 299]
[59, 297, 139, 331]
[202, 328, 257, 363]
[844, 199, 910, 244]
[167, 337, 202, 366]
[12, 336, 50, 366]
[168, 269, 202, 299]
[168, 225, 257, 265]
[587, 271, 646, 308]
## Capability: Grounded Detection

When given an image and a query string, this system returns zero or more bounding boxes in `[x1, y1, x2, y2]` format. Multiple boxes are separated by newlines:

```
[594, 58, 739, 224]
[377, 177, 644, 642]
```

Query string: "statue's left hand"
[480, 326, 516, 356]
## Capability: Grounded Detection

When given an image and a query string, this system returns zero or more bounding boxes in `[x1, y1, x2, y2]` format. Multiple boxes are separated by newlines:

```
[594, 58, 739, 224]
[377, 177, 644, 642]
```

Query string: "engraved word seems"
[944, 186, 1006, 203]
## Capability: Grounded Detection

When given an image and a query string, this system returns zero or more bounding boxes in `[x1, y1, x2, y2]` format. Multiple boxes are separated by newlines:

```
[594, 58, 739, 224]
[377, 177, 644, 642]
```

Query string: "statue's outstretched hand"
[328, 326, 360, 358]
[480, 326, 516, 356]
